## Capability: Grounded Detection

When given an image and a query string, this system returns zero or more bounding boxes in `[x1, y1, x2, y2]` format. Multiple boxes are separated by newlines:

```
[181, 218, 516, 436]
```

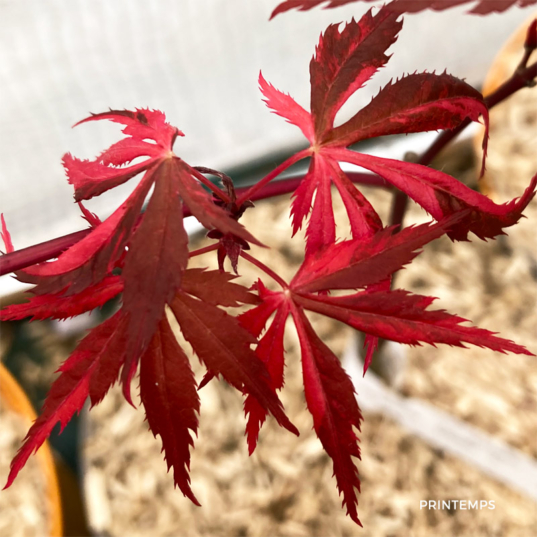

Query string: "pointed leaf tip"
[1, 214, 14, 253]
[140, 317, 201, 505]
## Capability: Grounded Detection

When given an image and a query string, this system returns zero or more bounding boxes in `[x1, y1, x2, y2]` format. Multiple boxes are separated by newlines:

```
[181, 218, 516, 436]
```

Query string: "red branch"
[0, 173, 384, 276]
[1, 60, 535, 278]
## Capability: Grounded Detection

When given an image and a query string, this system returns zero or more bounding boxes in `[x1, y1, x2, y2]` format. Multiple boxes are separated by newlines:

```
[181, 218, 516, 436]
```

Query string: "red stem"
[240, 251, 288, 289]
[246, 170, 391, 202]
[0, 171, 384, 276]
[189, 165, 230, 202]
[0, 229, 89, 278]
[236, 148, 311, 205]
[188, 243, 219, 258]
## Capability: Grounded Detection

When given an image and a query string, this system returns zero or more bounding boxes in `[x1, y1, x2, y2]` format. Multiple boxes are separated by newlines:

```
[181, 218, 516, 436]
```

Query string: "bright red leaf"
[292, 213, 466, 293]
[0, 276, 123, 321]
[292, 306, 363, 526]
[242, 292, 290, 454]
[0, 214, 14, 254]
[258, 5, 533, 257]
[241, 219, 533, 524]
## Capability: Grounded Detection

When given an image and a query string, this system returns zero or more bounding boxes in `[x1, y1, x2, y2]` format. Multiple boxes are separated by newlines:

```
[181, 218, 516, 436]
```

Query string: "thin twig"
[240, 250, 288, 289]
[0, 171, 386, 275]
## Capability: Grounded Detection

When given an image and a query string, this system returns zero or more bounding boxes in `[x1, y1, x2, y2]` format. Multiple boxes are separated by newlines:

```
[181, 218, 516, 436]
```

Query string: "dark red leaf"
[335, 150, 537, 241]
[181, 268, 260, 307]
[140, 316, 200, 505]
[325, 72, 489, 173]
[309, 8, 402, 140]
[170, 292, 298, 438]
[120, 159, 189, 401]
[292, 306, 363, 526]
[87, 313, 129, 407]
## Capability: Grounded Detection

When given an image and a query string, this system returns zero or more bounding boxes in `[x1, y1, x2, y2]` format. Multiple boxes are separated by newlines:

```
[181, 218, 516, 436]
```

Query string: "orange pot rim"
[0, 363, 63, 537]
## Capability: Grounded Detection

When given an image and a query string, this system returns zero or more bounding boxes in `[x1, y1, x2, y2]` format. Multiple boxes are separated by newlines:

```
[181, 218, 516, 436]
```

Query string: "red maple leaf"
[252, 5, 536, 256]
[238, 212, 533, 526]
[2, 267, 298, 500]
[271, 0, 537, 18]
[1, 114, 299, 502]
[15, 109, 264, 393]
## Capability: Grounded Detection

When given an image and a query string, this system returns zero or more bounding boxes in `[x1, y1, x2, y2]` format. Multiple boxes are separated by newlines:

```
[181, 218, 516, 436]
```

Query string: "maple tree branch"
[236, 148, 311, 205]
[246, 170, 391, 202]
[0, 229, 89, 278]
[240, 251, 289, 289]
[0, 171, 386, 276]
[389, 59, 537, 230]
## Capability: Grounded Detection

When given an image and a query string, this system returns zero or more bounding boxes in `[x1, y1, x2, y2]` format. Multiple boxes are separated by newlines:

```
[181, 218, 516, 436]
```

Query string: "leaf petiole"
[240, 251, 289, 290]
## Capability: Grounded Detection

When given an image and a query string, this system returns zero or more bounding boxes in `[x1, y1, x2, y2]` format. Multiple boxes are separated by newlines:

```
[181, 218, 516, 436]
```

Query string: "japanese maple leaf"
[2, 267, 298, 502]
[252, 6, 536, 256]
[15, 109, 264, 383]
[271, 0, 537, 18]
[239, 213, 533, 526]
[2, 115, 298, 500]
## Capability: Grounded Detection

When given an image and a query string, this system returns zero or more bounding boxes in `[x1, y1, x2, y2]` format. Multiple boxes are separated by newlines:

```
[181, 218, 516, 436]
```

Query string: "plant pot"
[0, 362, 63, 537]
[473, 11, 537, 277]
[474, 12, 537, 202]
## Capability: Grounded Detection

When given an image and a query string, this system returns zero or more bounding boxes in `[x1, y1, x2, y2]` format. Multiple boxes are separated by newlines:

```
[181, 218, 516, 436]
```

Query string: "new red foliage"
[0, 112, 286, 500]
[237, 215, 532, 521]
[1, 2, 536, 528]
[257, 5, 536, 259]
